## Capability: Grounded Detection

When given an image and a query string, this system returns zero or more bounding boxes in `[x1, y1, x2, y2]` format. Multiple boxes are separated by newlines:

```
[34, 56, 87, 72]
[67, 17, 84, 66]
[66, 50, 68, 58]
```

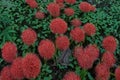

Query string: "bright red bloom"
[65, 0, 76, 4]
[102, 52, 116, 68]
[74, 45, 99, 69]
[29, 1, 38, 8]
[83, 23, 96, 36]
[50, 18, 68, 34]
[77, 51, 94, 69]
[73, 46, 83, 59]
[95, 63, 110, 80]
[2, 42, 17, 63]
[63, 71, 81, 80]
[21, 28, 37, 46]
[70, 27, 85, 42]
[10, 57, 24, 80]
[38, 39, 55, 60]
[47, 3, 60, 17]
[55, 0, 64, 3]
[85, 44, 99, 61]
[115, 67, 120, 80]
[79, 2, 91, 12]
[64, 8, 74, 16]
[91, 5, 96, 11]
[0, 66, 14, 80]
[35, 11, 45, 19]
[102, 36, 117, 53]
[71, 19, 82, 27]
[22, 53, 41, 79]
[26, 0, 38, 8]
[55, 36, 70, 51]
[58, 3, 65, 9]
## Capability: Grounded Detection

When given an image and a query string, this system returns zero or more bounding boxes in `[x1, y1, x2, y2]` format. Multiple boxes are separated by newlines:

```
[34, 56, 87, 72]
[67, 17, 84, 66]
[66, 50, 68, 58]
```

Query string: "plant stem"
[110, 72, 115, 76]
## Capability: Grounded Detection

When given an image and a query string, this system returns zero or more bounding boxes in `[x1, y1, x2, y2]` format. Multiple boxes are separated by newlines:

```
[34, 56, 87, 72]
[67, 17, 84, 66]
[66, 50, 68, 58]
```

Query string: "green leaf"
[0, 58, 3, 63]
[88, 72, 94, 80]
[80, 69, 88, 80]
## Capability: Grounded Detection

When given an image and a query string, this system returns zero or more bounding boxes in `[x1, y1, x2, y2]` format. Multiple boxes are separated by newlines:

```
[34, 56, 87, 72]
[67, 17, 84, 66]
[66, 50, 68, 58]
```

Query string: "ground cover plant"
[0, 0, 120, 80]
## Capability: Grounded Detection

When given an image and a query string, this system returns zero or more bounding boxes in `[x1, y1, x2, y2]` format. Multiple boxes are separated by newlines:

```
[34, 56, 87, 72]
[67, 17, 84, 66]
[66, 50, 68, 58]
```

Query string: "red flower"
[95, 63, 110, 80]
[0, 66, 14, 80]
[55, 0, 64, 3]
[55, 36, 70, 51]
[10, 57, 24, 80]
[83, 23, 96, 36]
[63, 71, 81, 80]
[91, 6, 96, 11]
[58, 3, 65, 9]
[71, 19, 82, 27]
[21, 28, 37, 46]
[22, 53, 41, 79]
[64, 8, 74, 16]
[38, 39, 55, 60]
[102, 52, 116, 68]
[79, 2, 91, 12]
[73, 46, 83, 59]
[26, 0, 38, 8]
[2, 42, 17, 63]
[50, 18, 68, 34]
[35, 11, 45, 19]
[102, 36, 117, 53]
[65, 0, 76, 4]
[77, 51, 94, 69]
[47, 3, 60, 17]
[70, 27, 85, 42]
[85, 44, 99, 61]
[115, 67, 120, 80]
[74, 45, 99, 69]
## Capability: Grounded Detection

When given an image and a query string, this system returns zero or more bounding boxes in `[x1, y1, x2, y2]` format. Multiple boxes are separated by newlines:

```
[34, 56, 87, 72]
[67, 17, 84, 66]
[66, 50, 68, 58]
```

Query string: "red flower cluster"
[64, 8, 74, 16]
[21, 28, 37, 46]
[55, 0, 64, 3]
[50, 18, 68, 34]
[47, 3, 60, 17]
[58, 3, 65, 9]
[38, 39, 55, 60]
[55, 36, 70, 51]
[83, 23, 96, 36]
[85, 44, 99, 61]
[63, 71, 81, 80]
[91, 5, 96, 12]
[71, 19, 82, 27]
[79, 2, 96, 12]
[26, 0, 38, 8]
[2, 42, 17, 63]
[10, 57, 24, 80]
[74, 45, 99, 69]
[102, 52, 116, 68]
[22, 53, 41, 79]
[70, 27, 85, 42]
[65, 0, 76, 4]
[95, 63, 110, 80]
[102, 36, 117, 53]
[1, 1, 118, 80]
[77, 51, 93, 69]
[73, 47, 83, 58]
[115, 67, 120, 80]
[84, 45, 99, 62]
[0, 66, 14, 80]
[35, 11, 45, 19]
